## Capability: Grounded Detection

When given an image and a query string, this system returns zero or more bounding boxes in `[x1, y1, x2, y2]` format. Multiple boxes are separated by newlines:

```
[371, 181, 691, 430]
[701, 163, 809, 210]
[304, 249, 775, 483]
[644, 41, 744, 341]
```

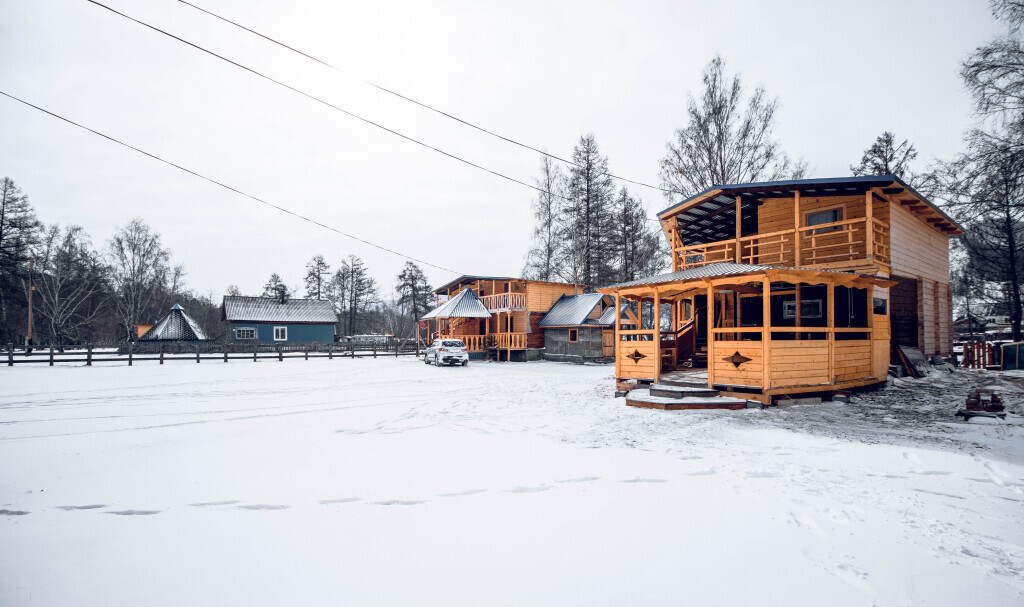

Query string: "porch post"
[614, 291, 621, 378]
[762, 279, 772, 390]
[827, 280, 835, 385]
[706, 283, 715, 388]
[653, 288, 661, 384]
[794, 190, 802, 266]
[735, 195, 742, 263]
[865, 190, 875, 260]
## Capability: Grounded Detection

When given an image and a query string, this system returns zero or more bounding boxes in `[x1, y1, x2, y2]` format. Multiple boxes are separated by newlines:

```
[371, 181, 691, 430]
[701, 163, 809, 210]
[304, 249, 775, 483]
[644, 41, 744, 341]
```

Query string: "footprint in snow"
[189, 500, 241, 507]
[0, 509, 29, 515]
[912, 488, 966, 500]
[58, 504, 106, 510]
[371, 500, 426, 506]
[912, 470, 952, 476]
[685, 469, 717, 476]
[505, 485, 552, 494]
[555, 477, 600, 484]
[237, 504, 289, 511]
[319, 497, 362, 504]
[677, 455, 703, 461]
[437, 489, 487, 497]
[108, 510, 161, 516]
[619, 478, 668, 484]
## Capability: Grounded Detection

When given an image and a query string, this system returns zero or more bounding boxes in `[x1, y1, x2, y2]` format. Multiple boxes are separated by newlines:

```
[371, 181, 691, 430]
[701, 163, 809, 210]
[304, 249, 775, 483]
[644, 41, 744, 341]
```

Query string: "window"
[273, 326, 287, 341]
[873, 297, 887, 315]
[806, 207, 843, 234]
[568, 329, 579, 343]
[235, 327, 256, 340]
[783, 299, 823, 319]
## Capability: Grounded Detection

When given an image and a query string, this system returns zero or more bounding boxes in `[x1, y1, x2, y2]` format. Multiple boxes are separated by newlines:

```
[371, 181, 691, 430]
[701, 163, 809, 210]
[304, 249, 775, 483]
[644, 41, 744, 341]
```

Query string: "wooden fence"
[961, 341, 999, 370]
[6, 341, 419, 367]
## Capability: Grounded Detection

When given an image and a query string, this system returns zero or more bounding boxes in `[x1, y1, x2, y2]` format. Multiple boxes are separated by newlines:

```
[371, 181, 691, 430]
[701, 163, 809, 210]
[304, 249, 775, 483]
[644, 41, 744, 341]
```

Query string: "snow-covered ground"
[1, 358, 1023, 606]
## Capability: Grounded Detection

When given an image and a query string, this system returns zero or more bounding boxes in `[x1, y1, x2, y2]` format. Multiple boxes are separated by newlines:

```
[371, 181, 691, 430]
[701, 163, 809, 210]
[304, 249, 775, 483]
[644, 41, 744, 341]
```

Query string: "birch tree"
[107, 218, 171, 341]
[523, 155, 564, 281]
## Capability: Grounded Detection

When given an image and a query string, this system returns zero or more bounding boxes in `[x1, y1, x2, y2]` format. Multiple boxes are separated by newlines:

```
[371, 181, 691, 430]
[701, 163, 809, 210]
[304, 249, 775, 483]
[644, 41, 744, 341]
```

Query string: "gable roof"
[539, 293, 608, 327]
[222, 296, 336, 324]
[433, 275, 515, 295]
[139, 304, 210, 341]
[596, 303, 633, 326]
[421, 288, 492, 320]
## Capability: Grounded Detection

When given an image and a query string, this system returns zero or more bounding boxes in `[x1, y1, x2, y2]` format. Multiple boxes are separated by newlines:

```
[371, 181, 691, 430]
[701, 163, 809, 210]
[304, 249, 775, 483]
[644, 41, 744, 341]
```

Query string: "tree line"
[0, 179, 436, 345]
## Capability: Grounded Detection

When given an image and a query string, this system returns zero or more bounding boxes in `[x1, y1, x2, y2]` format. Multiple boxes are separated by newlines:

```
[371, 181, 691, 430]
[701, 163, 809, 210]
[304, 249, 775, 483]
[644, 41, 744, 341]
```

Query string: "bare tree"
[107, 218, 171, 341]
[659, 56, 806, 198]
[522, 154, 565, 281]
[962, 1, 1024, 120]
[851, 132, 919, 183]
[335, 255, 378, 335]
[33, 225, 107, 345]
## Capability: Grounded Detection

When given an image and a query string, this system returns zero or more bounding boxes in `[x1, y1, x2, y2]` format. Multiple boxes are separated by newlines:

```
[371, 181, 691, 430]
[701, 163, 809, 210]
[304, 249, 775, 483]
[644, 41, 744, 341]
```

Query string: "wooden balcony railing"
[479, 292, 526, 311]
[440, 334, 487, 351]
[676, 217, 890, 270]
[488, 332, 528, 349]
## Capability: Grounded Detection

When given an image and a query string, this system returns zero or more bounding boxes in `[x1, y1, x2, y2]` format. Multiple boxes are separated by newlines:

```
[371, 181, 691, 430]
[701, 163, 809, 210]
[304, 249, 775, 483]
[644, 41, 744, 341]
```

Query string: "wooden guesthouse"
[598, 175, 962, 404]
[421, 276, 581, 360]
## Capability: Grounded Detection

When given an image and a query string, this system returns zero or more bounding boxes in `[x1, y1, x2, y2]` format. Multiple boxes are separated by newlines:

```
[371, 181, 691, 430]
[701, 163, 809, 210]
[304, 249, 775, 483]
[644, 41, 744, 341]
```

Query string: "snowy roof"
[222, 296, 336, 324]
[539, 293, 608, 327]
[421, 288, 492, 320]
[599, 262, 887, 291]
[139, 304, 210, 341]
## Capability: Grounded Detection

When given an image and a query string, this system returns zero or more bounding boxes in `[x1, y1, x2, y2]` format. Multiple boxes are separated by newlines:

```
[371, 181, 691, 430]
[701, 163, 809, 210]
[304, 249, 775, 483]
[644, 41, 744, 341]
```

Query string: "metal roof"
[139, 304, 210, 341]
[596, 303, 632, 326]
[433, 275, 514, 295]
[538, 293, 608, 327]
[599, 262, 885, 290]
[222, 296, 337, 323]
[421, 288, 492, 320]
[657, 175, 963, 243]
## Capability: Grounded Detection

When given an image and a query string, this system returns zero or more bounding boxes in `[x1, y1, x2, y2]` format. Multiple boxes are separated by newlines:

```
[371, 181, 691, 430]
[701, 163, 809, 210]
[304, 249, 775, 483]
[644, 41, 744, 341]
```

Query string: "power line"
[0, 89, 464, 275]
[84, 0, 573, 203]
[175, 0, 681, 197]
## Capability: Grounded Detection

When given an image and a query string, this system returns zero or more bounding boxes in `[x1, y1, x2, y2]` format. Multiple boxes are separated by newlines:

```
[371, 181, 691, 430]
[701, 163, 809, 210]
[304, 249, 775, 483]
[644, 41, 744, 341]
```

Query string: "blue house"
[222, 295, 336, 344]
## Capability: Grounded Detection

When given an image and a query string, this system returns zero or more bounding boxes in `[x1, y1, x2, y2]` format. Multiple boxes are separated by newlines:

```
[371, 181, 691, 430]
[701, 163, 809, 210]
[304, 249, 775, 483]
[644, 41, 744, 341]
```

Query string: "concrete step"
[625, 389, 750, 411]
[648, 383, 720, 399]
[657, 377, 711, 389]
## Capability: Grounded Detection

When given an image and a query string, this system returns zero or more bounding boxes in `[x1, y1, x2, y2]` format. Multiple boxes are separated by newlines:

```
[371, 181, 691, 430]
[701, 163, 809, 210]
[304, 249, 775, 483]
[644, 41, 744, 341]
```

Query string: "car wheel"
[434, 354, 440, 366]
[424, 354, 431, 364]
[462, 360, 468, 367]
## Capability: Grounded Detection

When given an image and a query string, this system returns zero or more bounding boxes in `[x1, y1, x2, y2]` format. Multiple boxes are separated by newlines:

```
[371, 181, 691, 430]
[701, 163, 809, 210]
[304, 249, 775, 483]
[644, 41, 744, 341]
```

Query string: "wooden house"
[421, 275, 582, 360]
[539, 293, 637, 362]
[222, 295, 336, 344]
[598, 175, 962, 403]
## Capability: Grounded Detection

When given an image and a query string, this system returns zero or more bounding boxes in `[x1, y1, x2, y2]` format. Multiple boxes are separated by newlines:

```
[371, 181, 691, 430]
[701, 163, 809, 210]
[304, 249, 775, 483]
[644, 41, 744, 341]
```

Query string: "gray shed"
[539, 294, 619, 362]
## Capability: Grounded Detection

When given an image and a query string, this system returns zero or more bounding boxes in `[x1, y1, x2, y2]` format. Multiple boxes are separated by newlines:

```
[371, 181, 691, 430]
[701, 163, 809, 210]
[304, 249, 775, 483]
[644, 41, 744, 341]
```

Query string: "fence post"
[87, 343, 93, 366]
[304, 345, 309, 361]
[373, 345, 377, 359]
[223, 345, 228, 363]
[160, 344, 165, 365]
[49, 345, 54, 366]
[7, 343, 12, 367]
[253, 343, 257, 362]
[350, 343, 354, 358]
[128, 342, 133, 366]
[196, 345, 201, 364]
[278, 344, 283, 362]
[329, 343, 333, 360]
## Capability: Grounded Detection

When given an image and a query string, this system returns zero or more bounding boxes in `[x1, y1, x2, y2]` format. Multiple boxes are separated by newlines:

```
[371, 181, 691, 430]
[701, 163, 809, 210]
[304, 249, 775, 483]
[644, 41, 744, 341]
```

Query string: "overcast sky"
[0, 0, 1003, 297]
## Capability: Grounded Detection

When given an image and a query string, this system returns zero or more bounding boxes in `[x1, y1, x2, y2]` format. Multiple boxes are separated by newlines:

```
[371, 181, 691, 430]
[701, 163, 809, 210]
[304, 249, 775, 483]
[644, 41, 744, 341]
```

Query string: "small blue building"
[222, 295, 336, 344]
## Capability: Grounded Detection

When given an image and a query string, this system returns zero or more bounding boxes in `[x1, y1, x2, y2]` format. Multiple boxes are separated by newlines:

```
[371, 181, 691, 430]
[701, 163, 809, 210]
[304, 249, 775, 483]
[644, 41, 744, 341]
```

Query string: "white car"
[424, 339, 469, 366]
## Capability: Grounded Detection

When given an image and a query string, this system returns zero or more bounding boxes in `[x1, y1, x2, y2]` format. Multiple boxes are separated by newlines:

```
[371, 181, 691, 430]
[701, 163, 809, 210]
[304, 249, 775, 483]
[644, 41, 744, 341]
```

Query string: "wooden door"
[602, 329, 614, 358]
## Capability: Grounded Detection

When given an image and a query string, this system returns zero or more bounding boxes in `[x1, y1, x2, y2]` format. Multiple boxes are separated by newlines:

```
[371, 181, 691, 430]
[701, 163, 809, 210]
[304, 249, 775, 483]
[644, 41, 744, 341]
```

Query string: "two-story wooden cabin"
[421, 275, 581, 360]
[598, 175, 962, 403]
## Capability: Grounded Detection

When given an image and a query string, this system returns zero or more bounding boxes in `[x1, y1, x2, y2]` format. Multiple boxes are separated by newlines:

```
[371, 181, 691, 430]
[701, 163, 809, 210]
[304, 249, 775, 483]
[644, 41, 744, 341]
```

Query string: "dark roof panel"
[538, 293, 607, 327]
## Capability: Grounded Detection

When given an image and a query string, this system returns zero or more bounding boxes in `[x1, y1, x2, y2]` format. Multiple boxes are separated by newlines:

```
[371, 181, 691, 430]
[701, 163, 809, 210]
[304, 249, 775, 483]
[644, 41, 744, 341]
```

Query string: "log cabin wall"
[889, 202, 953, 356]
[527, 283, 579, 311]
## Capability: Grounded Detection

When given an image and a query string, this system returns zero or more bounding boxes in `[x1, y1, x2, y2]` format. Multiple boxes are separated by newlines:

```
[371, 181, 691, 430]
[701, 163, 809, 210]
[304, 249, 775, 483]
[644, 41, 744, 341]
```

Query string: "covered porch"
[599, 262, 896, 403]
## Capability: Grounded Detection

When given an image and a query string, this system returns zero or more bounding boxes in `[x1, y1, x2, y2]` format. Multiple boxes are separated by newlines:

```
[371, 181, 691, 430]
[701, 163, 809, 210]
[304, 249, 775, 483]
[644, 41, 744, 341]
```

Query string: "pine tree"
[522, 155, 564, 281]
[262, 273, 288, 298]
[557, 134, 616, 289]
[0, 177, 42, 341]
[395, 261, 432, 320]
[336, 255, 378, 335]
[851, 132, 918, 182]
[613, 188, 667, 283]
[304, 255, 331, 299]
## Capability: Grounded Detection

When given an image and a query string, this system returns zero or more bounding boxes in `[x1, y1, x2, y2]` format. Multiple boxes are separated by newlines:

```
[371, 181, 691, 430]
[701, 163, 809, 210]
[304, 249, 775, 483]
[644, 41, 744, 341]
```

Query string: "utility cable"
[174, 0, 682, 197]
[0, 90, 463, 275]
[85, 0, 567, 202]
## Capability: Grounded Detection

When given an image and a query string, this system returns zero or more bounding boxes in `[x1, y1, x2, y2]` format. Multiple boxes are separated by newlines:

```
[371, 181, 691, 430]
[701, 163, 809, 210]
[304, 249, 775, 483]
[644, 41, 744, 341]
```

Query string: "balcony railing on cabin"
[676, 217, 890, 270]
[479, 292, 526, 311]
[438, 332, 528, 350]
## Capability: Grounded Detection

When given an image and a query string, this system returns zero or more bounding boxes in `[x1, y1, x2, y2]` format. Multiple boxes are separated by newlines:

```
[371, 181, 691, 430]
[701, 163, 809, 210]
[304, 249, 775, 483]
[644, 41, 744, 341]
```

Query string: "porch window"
[783, 299, 823, 319]
[569, 329, 578, 343]
[273, 326, 288, 341]
[806, 207, 843, 233]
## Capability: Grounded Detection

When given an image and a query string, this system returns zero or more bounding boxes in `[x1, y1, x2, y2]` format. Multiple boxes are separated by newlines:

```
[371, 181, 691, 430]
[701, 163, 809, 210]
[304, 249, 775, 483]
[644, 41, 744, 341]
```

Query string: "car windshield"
[442, 340, 464, 348]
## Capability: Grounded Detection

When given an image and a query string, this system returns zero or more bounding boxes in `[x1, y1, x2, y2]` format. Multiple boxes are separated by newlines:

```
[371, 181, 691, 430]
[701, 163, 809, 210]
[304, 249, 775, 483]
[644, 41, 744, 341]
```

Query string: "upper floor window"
[273, 326, 288, 341]
[806, 207, 843, 234]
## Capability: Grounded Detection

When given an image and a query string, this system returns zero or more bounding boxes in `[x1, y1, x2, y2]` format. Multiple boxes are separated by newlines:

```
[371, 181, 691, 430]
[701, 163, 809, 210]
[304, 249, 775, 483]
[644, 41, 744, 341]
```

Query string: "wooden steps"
[625, 388, 750, 411]
[648, 383, 720, 399]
